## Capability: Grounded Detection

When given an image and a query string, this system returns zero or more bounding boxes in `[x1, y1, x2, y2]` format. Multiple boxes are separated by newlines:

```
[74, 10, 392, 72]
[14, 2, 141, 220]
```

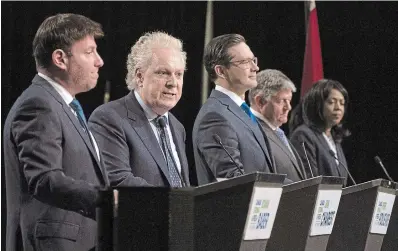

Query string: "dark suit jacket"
[3, 75, 109, 251]
[290, 124, 348, 185]
[192, 90, 273, 185]
[88, 91, 190, 187]
[257, 119, 306, 182]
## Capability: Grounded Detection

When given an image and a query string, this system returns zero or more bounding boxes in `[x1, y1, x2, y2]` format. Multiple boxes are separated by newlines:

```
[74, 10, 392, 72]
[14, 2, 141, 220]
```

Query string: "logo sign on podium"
[309, 189, 342, 236]
[369, 191, 396, 234]
[243, 186, 282, 240]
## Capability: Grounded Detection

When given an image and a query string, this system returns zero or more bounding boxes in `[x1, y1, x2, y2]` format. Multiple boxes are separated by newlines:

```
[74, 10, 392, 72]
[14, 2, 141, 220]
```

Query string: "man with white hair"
[89, 31, 190, 187]
[249, 69, 306, 182]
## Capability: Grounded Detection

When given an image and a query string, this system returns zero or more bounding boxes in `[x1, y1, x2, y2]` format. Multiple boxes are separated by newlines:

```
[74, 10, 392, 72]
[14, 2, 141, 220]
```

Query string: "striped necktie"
[153, 116, 182, 187]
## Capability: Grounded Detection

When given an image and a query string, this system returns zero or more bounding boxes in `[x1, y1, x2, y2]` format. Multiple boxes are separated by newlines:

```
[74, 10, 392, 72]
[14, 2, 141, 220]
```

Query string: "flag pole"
[304, 1, 309, 34]
[201, 0, 213, 105]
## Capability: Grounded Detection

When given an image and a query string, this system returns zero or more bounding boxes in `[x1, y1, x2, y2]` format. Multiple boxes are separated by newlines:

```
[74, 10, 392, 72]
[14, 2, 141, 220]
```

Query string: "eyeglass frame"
[228, 57, 258, 69]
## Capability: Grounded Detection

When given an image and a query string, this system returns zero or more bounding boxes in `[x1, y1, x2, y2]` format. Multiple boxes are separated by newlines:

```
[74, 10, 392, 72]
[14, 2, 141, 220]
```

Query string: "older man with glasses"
[192, 34, 274, 185]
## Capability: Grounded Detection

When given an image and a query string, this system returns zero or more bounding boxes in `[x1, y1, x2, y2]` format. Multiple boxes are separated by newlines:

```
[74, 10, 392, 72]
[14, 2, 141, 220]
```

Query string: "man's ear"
[52, 49, 68, 70]
[214, 65, 226, 79]
[255, 94, 267, 108]
[135, 68, 144, 87]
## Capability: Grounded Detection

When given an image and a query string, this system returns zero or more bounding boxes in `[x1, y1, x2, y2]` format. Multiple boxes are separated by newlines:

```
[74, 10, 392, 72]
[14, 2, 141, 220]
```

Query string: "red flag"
[301, 0, 323, 97]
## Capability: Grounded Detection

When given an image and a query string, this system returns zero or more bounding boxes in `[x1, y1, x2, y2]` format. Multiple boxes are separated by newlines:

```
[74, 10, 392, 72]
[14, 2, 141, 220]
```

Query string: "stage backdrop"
[2, 2, 398, 249]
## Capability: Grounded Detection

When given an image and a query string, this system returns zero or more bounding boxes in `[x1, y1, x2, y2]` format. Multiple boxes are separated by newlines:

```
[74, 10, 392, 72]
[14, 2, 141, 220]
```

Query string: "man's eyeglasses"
[229, 57, 258, 69]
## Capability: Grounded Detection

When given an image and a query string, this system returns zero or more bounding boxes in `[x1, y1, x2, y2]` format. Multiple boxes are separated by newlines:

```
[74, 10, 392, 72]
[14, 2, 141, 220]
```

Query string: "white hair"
[249, 69, 296, 104]
[125, 31, 187, 90]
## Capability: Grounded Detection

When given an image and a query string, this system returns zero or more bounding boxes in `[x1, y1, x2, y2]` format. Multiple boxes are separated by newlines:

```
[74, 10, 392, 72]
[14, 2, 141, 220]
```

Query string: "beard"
[68, 65, 97, 94]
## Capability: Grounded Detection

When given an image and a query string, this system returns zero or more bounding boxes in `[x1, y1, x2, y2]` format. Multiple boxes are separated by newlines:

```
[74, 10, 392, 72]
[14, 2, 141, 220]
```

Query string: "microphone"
[157, 117, 187, 187]
[213, 134, 244, 175]
[104, 80, 111, 104]
[301, 141, 314, 178]
[374, 156, 394, 182]
[329, 150, 356, 185]
[290, 144, 308, 179]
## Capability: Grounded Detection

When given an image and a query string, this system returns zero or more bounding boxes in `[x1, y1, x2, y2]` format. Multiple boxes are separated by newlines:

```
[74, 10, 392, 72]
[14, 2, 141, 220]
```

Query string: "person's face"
[65, 35, 104, 94]
[323, 88, 345, 128]
[259, 89, 293, 127]
[223, 42, 259, 95]
[137, 48, 185, 115]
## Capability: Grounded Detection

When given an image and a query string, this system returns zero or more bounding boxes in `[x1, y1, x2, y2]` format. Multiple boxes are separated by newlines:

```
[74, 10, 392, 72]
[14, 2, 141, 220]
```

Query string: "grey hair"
[125, 31, 187, 90]
[248, 69, 296, 105]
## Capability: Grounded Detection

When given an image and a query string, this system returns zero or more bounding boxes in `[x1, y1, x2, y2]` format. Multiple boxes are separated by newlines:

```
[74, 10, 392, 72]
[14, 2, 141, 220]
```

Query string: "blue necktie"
[70, 99, 89, 132]
[275, 127, 296, 160]
[240, 102, 257, 123]
[153, 116, 182, 187]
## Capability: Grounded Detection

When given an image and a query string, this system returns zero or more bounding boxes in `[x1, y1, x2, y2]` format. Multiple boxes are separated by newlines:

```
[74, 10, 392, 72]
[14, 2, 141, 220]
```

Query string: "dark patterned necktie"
[240, 102, 257, 123]
[153, 116, 182, 187]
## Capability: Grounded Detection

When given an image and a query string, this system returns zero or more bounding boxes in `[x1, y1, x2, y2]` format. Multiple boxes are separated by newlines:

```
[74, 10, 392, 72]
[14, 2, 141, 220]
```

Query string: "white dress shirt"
[215, 85, 245, 107]
[251, 109, 277, 130]
[323, 133, 339, 165]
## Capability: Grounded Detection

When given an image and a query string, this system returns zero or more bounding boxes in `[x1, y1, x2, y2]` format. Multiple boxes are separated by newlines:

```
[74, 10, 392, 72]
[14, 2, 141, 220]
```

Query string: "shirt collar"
[134, 90, 169, 122]
[251, 108, 278, 130]
[38, 72, 74, 105]
[215, 85, 245, 107]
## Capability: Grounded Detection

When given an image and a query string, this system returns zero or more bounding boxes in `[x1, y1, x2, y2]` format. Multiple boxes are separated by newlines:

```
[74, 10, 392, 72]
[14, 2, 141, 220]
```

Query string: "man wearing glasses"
[192, 34, 274, 185]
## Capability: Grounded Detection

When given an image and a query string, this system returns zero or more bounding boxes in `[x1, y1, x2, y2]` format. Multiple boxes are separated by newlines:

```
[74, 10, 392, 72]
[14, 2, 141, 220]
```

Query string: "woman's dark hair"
[289, 79, 351, 143]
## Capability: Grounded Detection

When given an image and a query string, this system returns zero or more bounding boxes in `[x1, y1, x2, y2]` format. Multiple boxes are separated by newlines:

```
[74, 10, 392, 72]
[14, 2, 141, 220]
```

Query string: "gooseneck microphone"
[301, 141, 314, 178]
[290, 144, 308, 179]
[374, 156, 394, 182]
[329, 150, 356, 185]
[213, 134, 244, 175]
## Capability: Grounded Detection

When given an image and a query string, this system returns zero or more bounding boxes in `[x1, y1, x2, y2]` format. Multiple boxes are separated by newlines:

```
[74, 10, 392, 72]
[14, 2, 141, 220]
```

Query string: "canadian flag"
[301, 0, 323, 97]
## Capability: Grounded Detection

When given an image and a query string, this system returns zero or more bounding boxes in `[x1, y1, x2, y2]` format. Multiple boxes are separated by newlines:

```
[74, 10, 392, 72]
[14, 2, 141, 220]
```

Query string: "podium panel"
[96, 172, 285, 251]
[380, 188, 398, 251]
[239, 183, 284, 250]
[327, 179, 397, 251]
[266, 176, 345, 251]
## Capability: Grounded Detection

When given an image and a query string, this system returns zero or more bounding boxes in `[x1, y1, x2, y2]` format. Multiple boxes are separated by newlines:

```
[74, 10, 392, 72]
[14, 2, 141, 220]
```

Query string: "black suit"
[3, 75, 109, 251]
[257, 119, 305, 182]
[290, 124, 348, 185]
[88, 91, 190, 187]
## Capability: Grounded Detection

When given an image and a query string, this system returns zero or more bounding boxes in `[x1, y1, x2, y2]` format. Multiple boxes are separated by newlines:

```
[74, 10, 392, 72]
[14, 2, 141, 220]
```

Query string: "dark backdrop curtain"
[2, 2, 398, 250]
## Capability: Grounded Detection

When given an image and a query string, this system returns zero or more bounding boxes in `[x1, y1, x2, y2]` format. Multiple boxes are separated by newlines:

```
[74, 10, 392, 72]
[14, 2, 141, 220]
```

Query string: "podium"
[96, 172, 285, 251]
[266, 176, 345, 251]
[327, 179, 397, 251]
[381, 187, 398, 251]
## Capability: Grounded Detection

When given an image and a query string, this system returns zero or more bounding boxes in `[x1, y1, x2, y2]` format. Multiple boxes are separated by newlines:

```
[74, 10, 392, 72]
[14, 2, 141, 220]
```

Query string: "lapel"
[211, 90, 273, 171]
[168, 115, 190, 186]
[125, 92, 172, 185]
[313, 129, 342, 177]
[33, 75, 107, 186]
[335, 143, 347, 176]
[259, 120, 304, 179]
